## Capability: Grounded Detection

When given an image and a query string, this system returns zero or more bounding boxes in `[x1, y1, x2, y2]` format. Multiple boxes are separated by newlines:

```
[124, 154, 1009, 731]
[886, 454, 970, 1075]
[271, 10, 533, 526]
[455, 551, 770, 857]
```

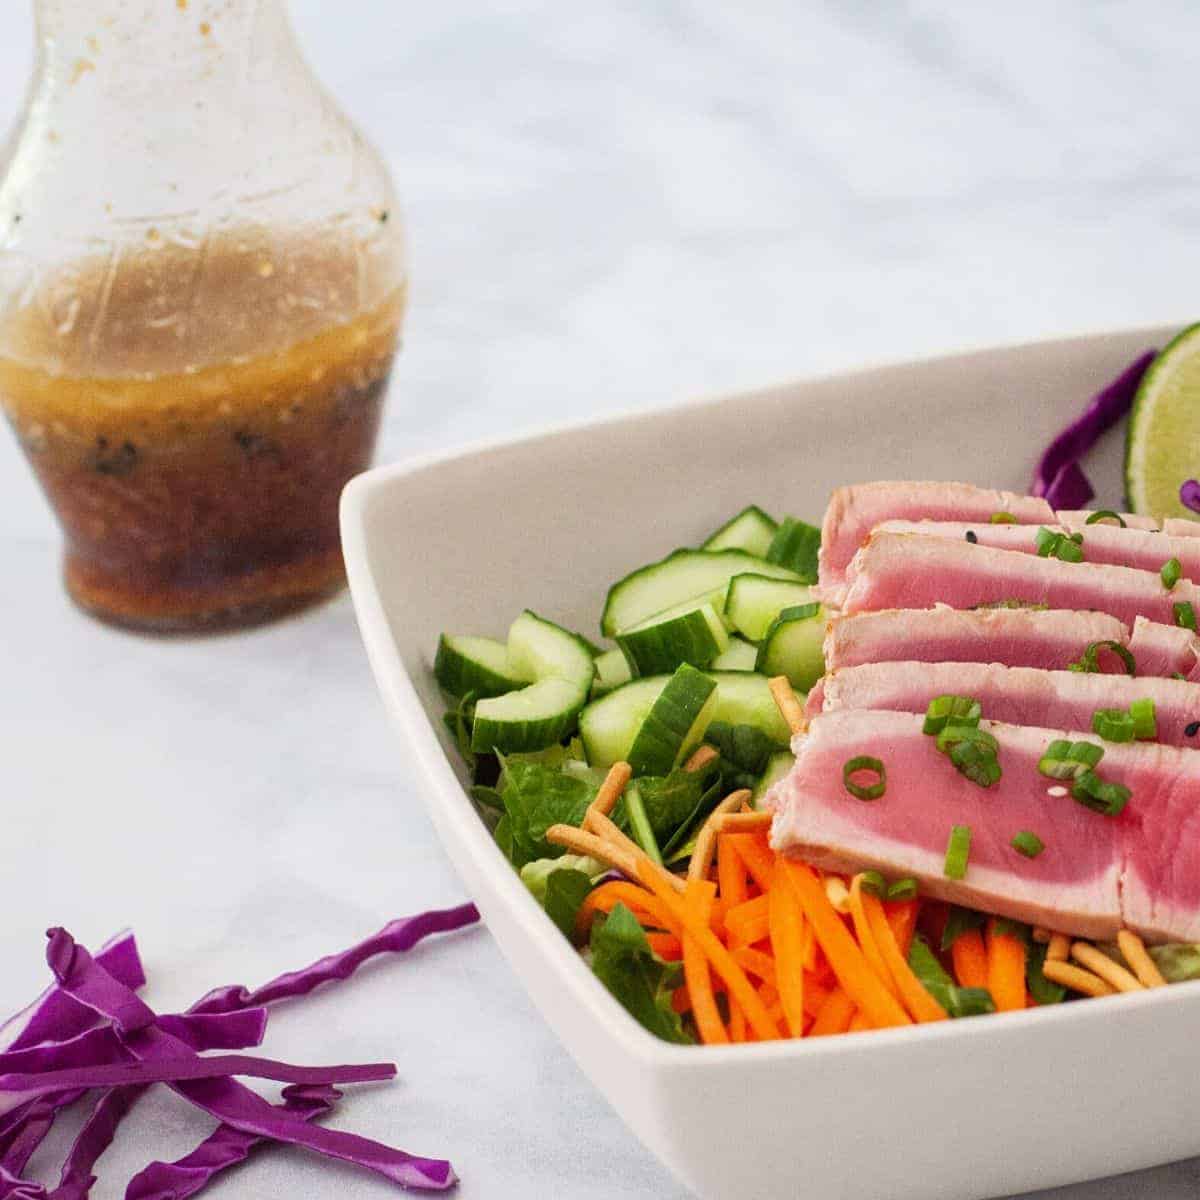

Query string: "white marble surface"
[2, 2, 1200, 1197]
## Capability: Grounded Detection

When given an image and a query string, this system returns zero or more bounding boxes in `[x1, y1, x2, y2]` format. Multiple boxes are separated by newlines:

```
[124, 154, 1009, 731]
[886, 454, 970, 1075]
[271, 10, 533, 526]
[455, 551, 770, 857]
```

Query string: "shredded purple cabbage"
[0, 1163, 44, 1200]
[1031, 350, 1157, 508]
[0, 933, 144, 1055]
[0, 907, 479, 1199]
[123, 1084, 340, 1200]
[1, 1053, 394, 1104]
[191, 904, 480, 1013]
[0, 1010, 266, 1081]
[1181, 480, 1200, 513]
[45, 930, 455, 1191]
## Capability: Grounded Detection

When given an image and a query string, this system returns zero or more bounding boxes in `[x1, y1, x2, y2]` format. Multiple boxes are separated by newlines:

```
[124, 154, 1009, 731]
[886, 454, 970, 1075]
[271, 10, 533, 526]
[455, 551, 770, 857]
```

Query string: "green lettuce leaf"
[590, 904, 692, 1044]
[520, 854, 607, 939]
[1149, 943, 1200, 983]
[498, 759, 599, 868]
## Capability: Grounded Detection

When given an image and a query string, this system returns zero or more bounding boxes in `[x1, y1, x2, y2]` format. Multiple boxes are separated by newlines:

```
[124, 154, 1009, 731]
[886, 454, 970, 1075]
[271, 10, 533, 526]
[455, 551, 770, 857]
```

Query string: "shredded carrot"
[731, 946, 778, 986]
[671, 986, 690, 1015]
[847, 876, 901, 1002]
[809, 987, 856, 1037]
[884, 899, 920, 958]
[778, 861, 911, 1029]
[986, 919, 1027, 1012]
[801, 921, 820, 969]
[726, 834, 776, 891]
[724, 894, 771, 947]
[768, 873, 807, 1037]
[728, 995, 747, 1042]
[639, 862, 782, 1041]
[802, 976, 831, 1018]
[576, 880, 676, 938]
[765, 1001, 785, 1025]
[861, 891, 947, 1023]
[645, 931, 683, 961]
[847, 1011, 870, 1033]
[717, 838, 748, 910]
[951, 929, 989, 991]
[682, 879, 728, 1045]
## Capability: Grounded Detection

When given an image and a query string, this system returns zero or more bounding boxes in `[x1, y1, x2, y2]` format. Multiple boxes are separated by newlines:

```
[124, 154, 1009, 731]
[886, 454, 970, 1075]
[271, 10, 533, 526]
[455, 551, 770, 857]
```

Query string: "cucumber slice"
[602, 549, 803, 637]
[472, 612, 595, 754]
[591, 648, 633, 697]
[709, 635, 758, 671]
[579, 667, 797, 767]
[765, 516, 821, 582]
[708, 671, 798, 747]
[471, 678, 588, 754]
[626, 665, 718, 776]
[580, 665, 717, 773]
[701, 505, 778, 556]
[615, 598, 729, 676]
[751, 750, 795, 807]
[724, 573, 818, 642]
[755, 603, 826, 692]
[434, 634, 530, 699]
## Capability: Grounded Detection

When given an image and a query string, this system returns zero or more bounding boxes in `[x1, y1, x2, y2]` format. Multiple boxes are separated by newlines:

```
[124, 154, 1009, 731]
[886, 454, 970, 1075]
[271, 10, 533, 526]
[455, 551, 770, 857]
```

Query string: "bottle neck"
[32, 1, 301, 87]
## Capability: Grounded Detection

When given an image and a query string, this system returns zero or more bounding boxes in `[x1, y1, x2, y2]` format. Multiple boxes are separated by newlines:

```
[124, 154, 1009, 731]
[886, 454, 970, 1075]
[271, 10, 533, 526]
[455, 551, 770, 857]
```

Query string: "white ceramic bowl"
[341, 325, 1198, 1200]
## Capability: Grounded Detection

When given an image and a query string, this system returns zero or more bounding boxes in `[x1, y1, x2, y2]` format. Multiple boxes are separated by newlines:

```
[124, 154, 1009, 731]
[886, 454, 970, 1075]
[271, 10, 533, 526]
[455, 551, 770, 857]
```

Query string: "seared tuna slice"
[766, 710, 1124, 938]
[808, 660, 1200, 747]
[824, 606, 1128, 675]
[881, 518, 1200, 583]
[767, 709, 1200, 941]
[841, 533, 1200, 629]
[1163, 519, 1200, 539]
[1057, 510, 1160, 532]
[819, 482, 1053, 599]
[1129, 616, 1200, 682]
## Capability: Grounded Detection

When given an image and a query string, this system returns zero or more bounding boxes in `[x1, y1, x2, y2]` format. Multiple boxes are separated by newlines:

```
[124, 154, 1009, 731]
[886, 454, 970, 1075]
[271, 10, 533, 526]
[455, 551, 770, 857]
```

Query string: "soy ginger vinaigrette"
[0, 239, 404, 629]
[0, 0, 407, 630]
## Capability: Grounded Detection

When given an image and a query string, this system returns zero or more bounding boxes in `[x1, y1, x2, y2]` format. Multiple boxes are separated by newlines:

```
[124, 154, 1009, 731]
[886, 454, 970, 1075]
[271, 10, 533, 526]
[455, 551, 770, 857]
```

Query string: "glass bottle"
[0, 0, 406, 630]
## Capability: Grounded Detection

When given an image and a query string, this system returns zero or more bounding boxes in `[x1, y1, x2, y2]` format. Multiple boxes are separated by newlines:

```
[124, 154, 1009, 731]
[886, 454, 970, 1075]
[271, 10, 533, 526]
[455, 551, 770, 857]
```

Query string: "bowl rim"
[341, 318, 1195, 1071]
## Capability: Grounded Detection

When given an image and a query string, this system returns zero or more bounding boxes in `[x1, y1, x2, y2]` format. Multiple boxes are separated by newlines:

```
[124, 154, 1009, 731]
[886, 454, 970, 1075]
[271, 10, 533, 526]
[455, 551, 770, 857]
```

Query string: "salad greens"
[589, 905, 693, 1045]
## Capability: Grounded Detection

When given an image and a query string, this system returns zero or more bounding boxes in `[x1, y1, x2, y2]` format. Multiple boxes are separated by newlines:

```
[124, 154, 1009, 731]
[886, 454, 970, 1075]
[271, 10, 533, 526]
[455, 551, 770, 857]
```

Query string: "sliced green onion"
[1071, 770, 1132, 817]
[1035, 527, 1059, 557]
[1085, 510, 1126, 528]
[935, 725, 1002, 787]
[843, 756, 886, 801]
[621, 783, 663, 866]
[1011, 831, 1045, 858]
[858, 870, 888, 898]
[922, 694, 982, 736]
[944, 825, 972, 880]
[935, 725, 998, 755]
[990, 511, 1017, 524]
[1057, 535, 1084, 563]
[1130, 697, 1157, 740]
[1068, 639, 1136, 676]
[886, 878, 918, 901]
[1175, 601, 1197, 632]
[949, 739, 1003, 787]
[1035, 527, 1085, 563]
[1162, 558, 1183, 591]
[1037, 739, 1104, 780]
[1091, 708, 1135, 743]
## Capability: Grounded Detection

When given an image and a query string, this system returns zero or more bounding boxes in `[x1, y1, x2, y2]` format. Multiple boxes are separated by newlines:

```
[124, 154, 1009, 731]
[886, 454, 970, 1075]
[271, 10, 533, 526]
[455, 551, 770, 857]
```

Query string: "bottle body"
[0, 1, 406, 629]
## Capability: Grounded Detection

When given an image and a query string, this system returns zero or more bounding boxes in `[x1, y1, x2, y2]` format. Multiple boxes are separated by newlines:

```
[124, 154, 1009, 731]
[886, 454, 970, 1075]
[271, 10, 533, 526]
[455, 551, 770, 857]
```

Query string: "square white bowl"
[341, 324, 1198, 1200]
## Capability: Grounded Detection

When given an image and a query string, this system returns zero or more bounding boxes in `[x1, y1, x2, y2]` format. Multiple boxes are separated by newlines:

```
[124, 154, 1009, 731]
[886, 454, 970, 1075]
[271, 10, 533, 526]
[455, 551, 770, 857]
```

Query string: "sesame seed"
[1047, 786, 1068, 797]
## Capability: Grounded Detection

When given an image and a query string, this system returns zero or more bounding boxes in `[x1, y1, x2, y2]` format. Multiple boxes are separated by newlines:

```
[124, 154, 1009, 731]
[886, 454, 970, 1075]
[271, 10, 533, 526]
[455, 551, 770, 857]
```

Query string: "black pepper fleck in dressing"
[965, 530, 978, 544]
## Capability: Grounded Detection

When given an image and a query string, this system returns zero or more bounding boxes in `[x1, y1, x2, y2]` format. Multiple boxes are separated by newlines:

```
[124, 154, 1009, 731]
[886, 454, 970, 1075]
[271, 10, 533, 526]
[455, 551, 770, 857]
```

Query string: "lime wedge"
[1125, 323, 1200, 520]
